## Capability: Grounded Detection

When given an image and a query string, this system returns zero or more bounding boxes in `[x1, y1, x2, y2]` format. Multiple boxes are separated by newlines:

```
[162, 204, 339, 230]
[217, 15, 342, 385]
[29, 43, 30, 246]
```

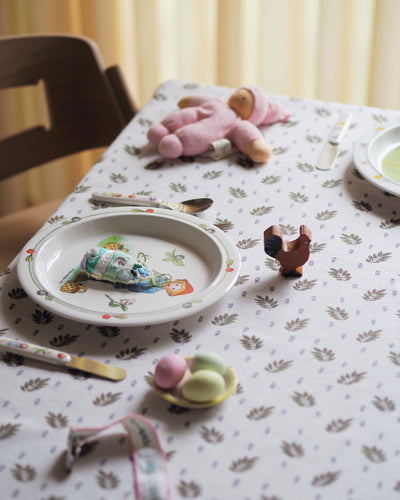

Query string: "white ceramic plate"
[17, 208, 240, 326]
[353, 122, 400, 196]
[152, 357, 237, 409]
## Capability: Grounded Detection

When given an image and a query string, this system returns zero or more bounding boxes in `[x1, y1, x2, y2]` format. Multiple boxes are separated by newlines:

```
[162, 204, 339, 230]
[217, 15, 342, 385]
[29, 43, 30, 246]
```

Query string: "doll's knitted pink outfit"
[147, 86, 290, 158]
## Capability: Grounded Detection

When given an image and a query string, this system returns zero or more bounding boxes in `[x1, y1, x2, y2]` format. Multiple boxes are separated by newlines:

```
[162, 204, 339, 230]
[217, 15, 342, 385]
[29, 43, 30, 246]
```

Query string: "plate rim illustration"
[17, 207, 241, 327]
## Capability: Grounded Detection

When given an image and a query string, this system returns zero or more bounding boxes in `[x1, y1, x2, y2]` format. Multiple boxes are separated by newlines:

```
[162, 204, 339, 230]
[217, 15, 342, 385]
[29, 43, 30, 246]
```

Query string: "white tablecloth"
[1, 80, 400, 499]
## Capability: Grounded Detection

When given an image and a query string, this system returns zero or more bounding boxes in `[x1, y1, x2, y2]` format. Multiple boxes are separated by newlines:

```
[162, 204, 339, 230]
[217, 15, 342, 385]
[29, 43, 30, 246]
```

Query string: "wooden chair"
[0, 34, 137, 270]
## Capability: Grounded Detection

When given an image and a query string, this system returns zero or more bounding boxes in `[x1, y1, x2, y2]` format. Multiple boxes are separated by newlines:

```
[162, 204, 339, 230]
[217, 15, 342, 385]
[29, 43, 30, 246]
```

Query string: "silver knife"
[316, 113, 353, 171]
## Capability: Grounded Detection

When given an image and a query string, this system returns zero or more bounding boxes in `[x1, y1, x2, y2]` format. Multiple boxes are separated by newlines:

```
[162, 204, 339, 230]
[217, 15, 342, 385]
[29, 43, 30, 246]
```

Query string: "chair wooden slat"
[0, 34, 137, 181]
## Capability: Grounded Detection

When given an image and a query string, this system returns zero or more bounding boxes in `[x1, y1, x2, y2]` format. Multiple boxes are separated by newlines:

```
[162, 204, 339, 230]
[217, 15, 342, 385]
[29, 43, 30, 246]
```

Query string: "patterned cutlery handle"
[92, 191, 161, 207]
[329, 113, 353, 145]
[0, 337, 71, 365]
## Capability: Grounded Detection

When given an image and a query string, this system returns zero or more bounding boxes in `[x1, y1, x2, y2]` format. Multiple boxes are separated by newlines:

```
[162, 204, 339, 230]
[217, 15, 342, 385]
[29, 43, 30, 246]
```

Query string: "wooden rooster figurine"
[264, 225, 312, 277]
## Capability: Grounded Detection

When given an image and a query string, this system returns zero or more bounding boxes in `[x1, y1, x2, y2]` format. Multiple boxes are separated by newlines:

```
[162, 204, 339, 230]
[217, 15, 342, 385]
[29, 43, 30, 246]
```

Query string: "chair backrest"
[0, 34, 137, 181]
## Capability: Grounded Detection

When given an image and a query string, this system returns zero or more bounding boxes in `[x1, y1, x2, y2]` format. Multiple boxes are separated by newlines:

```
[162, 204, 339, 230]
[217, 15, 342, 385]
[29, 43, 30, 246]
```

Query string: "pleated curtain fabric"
[0, 0, 399, 214]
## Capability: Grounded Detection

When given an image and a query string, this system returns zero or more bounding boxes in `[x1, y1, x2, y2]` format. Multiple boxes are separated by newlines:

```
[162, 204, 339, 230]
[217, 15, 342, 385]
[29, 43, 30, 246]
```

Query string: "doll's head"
[227, 88, 255, 120]
[228, 86, 289, 126]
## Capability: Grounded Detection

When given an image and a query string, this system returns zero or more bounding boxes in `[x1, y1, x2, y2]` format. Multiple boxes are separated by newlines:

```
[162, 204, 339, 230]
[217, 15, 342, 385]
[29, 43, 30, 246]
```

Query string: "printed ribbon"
[66, 414, 170, 500]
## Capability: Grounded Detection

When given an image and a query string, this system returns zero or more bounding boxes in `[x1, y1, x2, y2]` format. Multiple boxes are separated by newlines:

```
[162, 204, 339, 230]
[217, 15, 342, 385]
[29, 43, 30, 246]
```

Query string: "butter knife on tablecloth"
[0, 337, 126, 381]
[316, 113, 353, 171]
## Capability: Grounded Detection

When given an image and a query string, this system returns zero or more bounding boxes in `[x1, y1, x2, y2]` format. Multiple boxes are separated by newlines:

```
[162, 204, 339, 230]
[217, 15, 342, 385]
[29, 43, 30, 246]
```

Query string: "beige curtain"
[0, 0, 399, 215]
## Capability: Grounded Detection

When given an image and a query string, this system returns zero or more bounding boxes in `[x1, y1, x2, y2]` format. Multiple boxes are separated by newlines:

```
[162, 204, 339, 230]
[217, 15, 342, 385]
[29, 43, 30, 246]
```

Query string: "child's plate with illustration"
[17, 207, 241, 326]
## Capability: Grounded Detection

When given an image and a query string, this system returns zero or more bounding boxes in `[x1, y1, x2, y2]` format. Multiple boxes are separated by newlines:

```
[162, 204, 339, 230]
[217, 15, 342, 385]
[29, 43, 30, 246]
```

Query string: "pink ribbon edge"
[68, 413, 171, 500]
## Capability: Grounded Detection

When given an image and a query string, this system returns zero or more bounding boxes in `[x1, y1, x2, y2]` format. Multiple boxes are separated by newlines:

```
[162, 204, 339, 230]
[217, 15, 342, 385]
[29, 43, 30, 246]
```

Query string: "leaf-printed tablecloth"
[1, 80, 400, 500]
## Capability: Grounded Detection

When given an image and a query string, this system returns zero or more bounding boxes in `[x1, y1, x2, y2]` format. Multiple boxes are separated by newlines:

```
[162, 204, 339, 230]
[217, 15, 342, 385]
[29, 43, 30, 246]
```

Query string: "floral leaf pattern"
[261, 175, 281, 184]
[199, 426, 224, 444]
[285, 318, 309, 331]
[11, 464, 36, 482]
[250, 206, 273, 216]
[357, 330, 381, 342]
[328, 268, 351, 281]
[246, 406, 274, 420]
[229, 456, 258, 472]
[116, 346, 147, 360]
[177, 480, 202, 497]
[203, 170, 223, 179]
[228, 187, 247, 198]
[170, 328, 192, 343]
[211, 313, 238, 326]
[93, 392, 122, 406]
[362, 289, 386, 301]
[326, 418, 352, 432]
[296, 162, 314, 172]
[110, 173, 128, 184]
[254, 295, 278, 309]
[365, 251, 392, 263]
[315, 210, 337, 220]
[31, 309, 54, 324]
[240, 335, 263, 350]
[45, 412, 68, 428]
[49, 333, 79, 347]
[214, 218, 234, 231]
[322, 179, 342, 188]
[352, 200, 373, 212]
[292, 392, 315, 407]
[281, 441, 304, 457]
[326, 306, 349, 321]
[337, 371, 366, 385]
[97, 470, 120, 489]
[311, 471, 340, 486]
[0, 423, 21, 439]
[170, 182, 187, 193]
[2, 80, 400, 500]
[372, 396, 395, 412]
[341, 233, 362, 245]
[293, 279, 317, 291]
[388, 352, 400, 366]
[265, 360, 293, 372]
[289, 192, 308, 203]
[379, 218, 400, 229]
[362, 445, 386, 463]
[21, 377, 50, 392]
[311, 348, 335, 362]
[236, 238, 260, 249]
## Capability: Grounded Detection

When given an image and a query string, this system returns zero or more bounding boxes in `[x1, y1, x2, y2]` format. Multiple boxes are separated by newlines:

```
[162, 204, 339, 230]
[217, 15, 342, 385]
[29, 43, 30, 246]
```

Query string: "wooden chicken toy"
[263, 224, 312, 277]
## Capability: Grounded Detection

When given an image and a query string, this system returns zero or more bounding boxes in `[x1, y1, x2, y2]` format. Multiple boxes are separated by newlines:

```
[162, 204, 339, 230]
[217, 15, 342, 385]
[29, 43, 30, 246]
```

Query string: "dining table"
[1, 79, 400, 500]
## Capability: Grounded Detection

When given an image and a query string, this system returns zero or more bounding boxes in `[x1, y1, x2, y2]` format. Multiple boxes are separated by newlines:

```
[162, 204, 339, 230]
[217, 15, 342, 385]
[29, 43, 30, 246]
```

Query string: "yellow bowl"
[152, 357, 236, 409]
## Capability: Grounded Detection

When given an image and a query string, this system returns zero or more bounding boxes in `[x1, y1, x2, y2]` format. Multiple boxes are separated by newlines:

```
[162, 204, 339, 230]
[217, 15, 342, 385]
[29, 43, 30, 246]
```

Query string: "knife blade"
[316, 113, 353, 171]
[0, 337, 126, 381]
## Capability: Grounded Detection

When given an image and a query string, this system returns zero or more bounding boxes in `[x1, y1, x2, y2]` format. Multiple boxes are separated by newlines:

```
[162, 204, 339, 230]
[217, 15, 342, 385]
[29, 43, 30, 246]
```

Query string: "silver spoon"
[91, 192, 213, 214]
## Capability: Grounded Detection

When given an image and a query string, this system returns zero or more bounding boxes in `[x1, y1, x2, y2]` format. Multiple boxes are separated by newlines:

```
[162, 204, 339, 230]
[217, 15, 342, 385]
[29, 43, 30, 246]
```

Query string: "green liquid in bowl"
[382, 145, 400, 184]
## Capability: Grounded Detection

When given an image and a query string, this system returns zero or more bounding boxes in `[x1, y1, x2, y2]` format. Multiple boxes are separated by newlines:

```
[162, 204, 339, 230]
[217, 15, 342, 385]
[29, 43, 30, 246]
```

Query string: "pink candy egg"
[154, 353, 187, 389]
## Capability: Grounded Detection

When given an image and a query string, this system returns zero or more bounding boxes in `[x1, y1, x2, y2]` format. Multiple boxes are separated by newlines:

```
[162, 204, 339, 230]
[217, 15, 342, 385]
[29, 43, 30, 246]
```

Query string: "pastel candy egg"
[191, 351, 226, 376]
[182, 369, 225, 403]
[154, 353, 187, 390]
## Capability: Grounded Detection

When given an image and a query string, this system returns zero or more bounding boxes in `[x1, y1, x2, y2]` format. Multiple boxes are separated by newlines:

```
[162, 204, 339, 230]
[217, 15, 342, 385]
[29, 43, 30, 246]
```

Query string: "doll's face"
[227, 88, 254, 119]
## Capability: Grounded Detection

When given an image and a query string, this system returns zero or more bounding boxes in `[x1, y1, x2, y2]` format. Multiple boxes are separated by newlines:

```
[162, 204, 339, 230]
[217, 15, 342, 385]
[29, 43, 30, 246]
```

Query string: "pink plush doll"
[147, 86, 290, 163]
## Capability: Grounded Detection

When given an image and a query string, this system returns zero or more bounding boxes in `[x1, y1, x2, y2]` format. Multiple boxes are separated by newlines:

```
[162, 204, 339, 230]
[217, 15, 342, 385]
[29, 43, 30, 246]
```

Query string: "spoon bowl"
[179, 198, 213, 213]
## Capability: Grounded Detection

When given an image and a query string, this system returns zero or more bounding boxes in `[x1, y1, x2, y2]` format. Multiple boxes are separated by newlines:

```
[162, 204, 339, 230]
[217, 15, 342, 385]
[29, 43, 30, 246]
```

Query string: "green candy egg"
[182, 370, 225, 403]
[191, 351, 226, 375]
